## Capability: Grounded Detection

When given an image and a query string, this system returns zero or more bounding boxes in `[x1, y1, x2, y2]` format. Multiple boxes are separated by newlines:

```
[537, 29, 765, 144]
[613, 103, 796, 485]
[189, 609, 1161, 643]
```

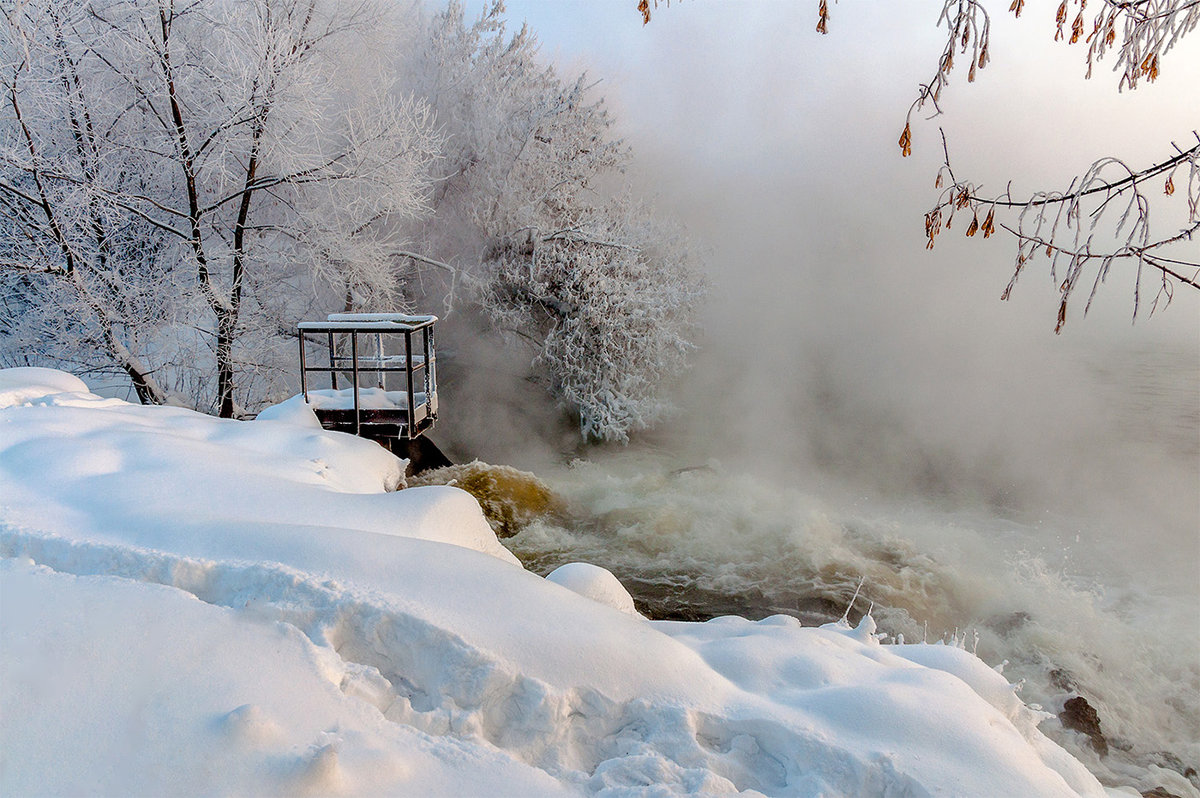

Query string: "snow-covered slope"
[0, 368, 1121, 796]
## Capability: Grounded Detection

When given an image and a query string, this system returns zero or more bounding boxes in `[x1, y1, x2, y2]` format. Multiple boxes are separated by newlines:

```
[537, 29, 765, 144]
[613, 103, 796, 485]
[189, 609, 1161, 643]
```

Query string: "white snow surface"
[0, 368, 1118, 796]
[547, 562, 642, 618]
[303, 387, 428, 410]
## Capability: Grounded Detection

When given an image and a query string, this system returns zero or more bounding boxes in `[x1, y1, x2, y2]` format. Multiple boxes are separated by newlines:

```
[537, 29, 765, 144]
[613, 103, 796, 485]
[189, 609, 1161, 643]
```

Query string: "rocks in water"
[988, 611, 1033, 636]
[1052, 693, 1196, 797]
[1058, 696, 1108, 758]
[1141, 788, 1183, 798]
[1145, 750, 1197, 782]
[395, 435, 453, 476]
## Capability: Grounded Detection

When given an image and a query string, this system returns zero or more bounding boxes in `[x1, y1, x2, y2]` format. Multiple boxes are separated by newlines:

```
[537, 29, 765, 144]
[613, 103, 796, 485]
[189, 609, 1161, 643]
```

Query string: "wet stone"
[988, 611, 1032, 636]
[1059, 696, 1108, 758]
[1140, 788, 1182, 798]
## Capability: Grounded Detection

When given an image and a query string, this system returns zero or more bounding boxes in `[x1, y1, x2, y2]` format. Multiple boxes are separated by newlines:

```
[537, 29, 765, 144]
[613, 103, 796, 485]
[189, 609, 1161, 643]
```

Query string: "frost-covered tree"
[1, 0, 439, 415]
[2, 0, 702, 438]
[402, 2, 704, 441]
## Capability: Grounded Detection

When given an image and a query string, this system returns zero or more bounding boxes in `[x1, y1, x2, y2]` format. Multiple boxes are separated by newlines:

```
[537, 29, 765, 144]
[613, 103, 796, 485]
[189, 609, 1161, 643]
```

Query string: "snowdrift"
[0, 368, 1118, 796]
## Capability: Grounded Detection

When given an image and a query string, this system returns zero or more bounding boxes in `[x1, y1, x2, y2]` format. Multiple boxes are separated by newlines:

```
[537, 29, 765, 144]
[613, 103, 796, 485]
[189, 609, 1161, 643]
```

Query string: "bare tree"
[639, 0, 1200, 331]
[1, 0, 439, 414]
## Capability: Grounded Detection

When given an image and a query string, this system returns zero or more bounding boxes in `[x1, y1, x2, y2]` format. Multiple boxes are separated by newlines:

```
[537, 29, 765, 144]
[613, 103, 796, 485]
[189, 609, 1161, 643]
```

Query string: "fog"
[421, 6, 1200, 785]
[448, 0, 1199, 591]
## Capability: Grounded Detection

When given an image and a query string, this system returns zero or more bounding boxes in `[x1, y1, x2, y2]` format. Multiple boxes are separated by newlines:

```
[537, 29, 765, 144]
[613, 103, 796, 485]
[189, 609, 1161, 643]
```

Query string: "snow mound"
[0, 369, 1116, 797]
[255, 393, 323, 429]
[546, 562, 642, 617]
[0, 366, 91, 409]
[0, 559, 568, 797]
[0, 371, 519, 567]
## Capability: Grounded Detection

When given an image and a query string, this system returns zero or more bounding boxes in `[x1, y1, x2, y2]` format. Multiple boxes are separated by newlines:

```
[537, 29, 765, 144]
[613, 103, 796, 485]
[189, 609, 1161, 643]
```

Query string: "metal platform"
[298, 313, 438, 440]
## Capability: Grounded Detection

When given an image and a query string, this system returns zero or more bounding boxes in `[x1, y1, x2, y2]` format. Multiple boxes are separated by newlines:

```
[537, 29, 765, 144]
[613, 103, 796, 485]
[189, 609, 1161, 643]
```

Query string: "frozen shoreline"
[0, 368, 1142, 796]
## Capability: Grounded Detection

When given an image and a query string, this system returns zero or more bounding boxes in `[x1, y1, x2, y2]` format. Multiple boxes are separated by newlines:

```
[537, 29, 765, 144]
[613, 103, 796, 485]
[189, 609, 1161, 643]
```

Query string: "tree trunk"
[215, 308, 236, 418]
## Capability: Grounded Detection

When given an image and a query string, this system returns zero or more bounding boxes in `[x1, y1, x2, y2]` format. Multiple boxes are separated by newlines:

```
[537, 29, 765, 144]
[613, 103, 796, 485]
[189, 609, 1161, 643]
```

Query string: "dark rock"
[1059, 696, 1108, 757]
[1141, 788, 1182, 798]
[396, 435, 453, 477]
[1145, 750, 1198, 784]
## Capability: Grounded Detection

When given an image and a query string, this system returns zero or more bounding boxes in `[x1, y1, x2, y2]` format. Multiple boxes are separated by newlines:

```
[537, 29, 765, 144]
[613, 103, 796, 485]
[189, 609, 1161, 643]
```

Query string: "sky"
[472, 0, 1199, 334]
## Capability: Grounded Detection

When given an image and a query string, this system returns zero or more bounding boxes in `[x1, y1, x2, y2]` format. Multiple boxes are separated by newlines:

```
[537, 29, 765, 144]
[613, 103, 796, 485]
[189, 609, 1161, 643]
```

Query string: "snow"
[0, 368, 1123, 796]
[0, 366, 94, 407]
[255, 392, 325, 428]
[0, 559, 569, 797]
[298, 316, 436, 331]
[325, 312, 437, 323]
[547, 562, 643, 617]
[303, 387, 428, 410]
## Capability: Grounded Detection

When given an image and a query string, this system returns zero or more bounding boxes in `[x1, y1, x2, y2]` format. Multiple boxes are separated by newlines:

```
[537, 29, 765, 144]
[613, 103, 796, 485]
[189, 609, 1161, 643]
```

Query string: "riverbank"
[0, 368, 1157, 796]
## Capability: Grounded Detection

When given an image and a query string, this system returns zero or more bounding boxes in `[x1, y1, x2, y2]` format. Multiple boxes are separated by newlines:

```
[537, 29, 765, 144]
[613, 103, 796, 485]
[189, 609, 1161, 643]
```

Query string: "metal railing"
[297, 313, 438, 438]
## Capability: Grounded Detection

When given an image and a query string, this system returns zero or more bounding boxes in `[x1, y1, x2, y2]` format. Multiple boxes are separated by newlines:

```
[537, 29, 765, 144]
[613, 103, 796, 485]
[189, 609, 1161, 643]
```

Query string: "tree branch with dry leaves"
[639, 0, 1200, 330]
[892, 0, 1199, 331]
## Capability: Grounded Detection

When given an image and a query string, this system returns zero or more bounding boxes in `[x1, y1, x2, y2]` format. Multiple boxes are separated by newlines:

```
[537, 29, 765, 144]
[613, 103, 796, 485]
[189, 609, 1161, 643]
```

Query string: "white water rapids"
[495, 344, 1199, 796]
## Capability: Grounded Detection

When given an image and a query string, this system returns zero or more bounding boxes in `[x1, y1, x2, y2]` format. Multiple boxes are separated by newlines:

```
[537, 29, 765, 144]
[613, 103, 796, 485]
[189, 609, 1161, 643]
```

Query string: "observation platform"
[298, 313, 449, 471]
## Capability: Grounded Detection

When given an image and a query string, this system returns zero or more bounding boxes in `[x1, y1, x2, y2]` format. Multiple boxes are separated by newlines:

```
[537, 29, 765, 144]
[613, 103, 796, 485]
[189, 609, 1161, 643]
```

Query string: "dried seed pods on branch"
[901, 0, 1200, 330]
[635, 0, 1200, 330]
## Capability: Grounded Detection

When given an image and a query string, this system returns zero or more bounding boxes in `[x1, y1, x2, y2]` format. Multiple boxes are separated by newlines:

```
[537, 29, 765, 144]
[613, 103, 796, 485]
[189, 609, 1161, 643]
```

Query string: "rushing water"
[494, 344, 1200, 796]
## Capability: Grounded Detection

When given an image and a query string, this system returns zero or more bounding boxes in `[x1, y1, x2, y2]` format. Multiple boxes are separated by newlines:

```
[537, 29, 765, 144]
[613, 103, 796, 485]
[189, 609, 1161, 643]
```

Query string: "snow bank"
[0, 366, 94, 409]
[255, 392, 323, 428]
[0, 369, 1117, 796]
[0, 559, 569, 797]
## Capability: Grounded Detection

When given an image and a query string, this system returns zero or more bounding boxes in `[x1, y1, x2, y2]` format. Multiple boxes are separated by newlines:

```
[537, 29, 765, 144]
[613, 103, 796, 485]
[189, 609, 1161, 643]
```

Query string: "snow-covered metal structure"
[298, 313, 438, 442]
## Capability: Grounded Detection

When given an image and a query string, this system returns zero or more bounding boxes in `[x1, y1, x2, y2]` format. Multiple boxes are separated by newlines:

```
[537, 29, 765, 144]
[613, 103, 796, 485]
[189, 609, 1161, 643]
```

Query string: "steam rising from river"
[475, 163, 1200, 789]
[443, 141, 1200, 796]
[502, 445, 1198, 792]
[438, 2, 1200, 791]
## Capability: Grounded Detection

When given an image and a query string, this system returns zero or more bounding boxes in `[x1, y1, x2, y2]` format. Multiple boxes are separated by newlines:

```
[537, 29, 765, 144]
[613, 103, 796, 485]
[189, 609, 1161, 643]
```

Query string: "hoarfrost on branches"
[1, 0, 439, 415]
[639, 0, 1199, 329]
[404, 2, 704, 441]
[899, 0, 1200, 330]
[480, 202, 702, 441]
[2, 0, 704, 441]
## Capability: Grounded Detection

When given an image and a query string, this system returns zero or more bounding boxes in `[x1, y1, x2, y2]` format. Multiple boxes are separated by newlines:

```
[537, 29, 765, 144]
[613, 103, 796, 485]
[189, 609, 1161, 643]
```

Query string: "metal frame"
[298, 313, 438, 439]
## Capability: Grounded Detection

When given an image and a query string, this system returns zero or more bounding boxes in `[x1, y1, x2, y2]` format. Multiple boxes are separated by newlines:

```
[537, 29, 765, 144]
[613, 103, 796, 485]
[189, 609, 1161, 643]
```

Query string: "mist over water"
[442, 1, 1200, 791]
[496, 327, 1198, 793]
[453, 146, 1200, 796]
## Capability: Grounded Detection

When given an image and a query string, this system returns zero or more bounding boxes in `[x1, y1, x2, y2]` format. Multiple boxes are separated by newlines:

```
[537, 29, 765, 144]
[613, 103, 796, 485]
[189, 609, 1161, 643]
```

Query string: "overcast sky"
[468, 0, 1199, 337]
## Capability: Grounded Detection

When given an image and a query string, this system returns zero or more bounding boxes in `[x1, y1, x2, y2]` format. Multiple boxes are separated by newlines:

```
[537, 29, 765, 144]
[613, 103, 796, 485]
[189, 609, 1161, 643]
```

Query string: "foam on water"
[502, 452, 1199, 796]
